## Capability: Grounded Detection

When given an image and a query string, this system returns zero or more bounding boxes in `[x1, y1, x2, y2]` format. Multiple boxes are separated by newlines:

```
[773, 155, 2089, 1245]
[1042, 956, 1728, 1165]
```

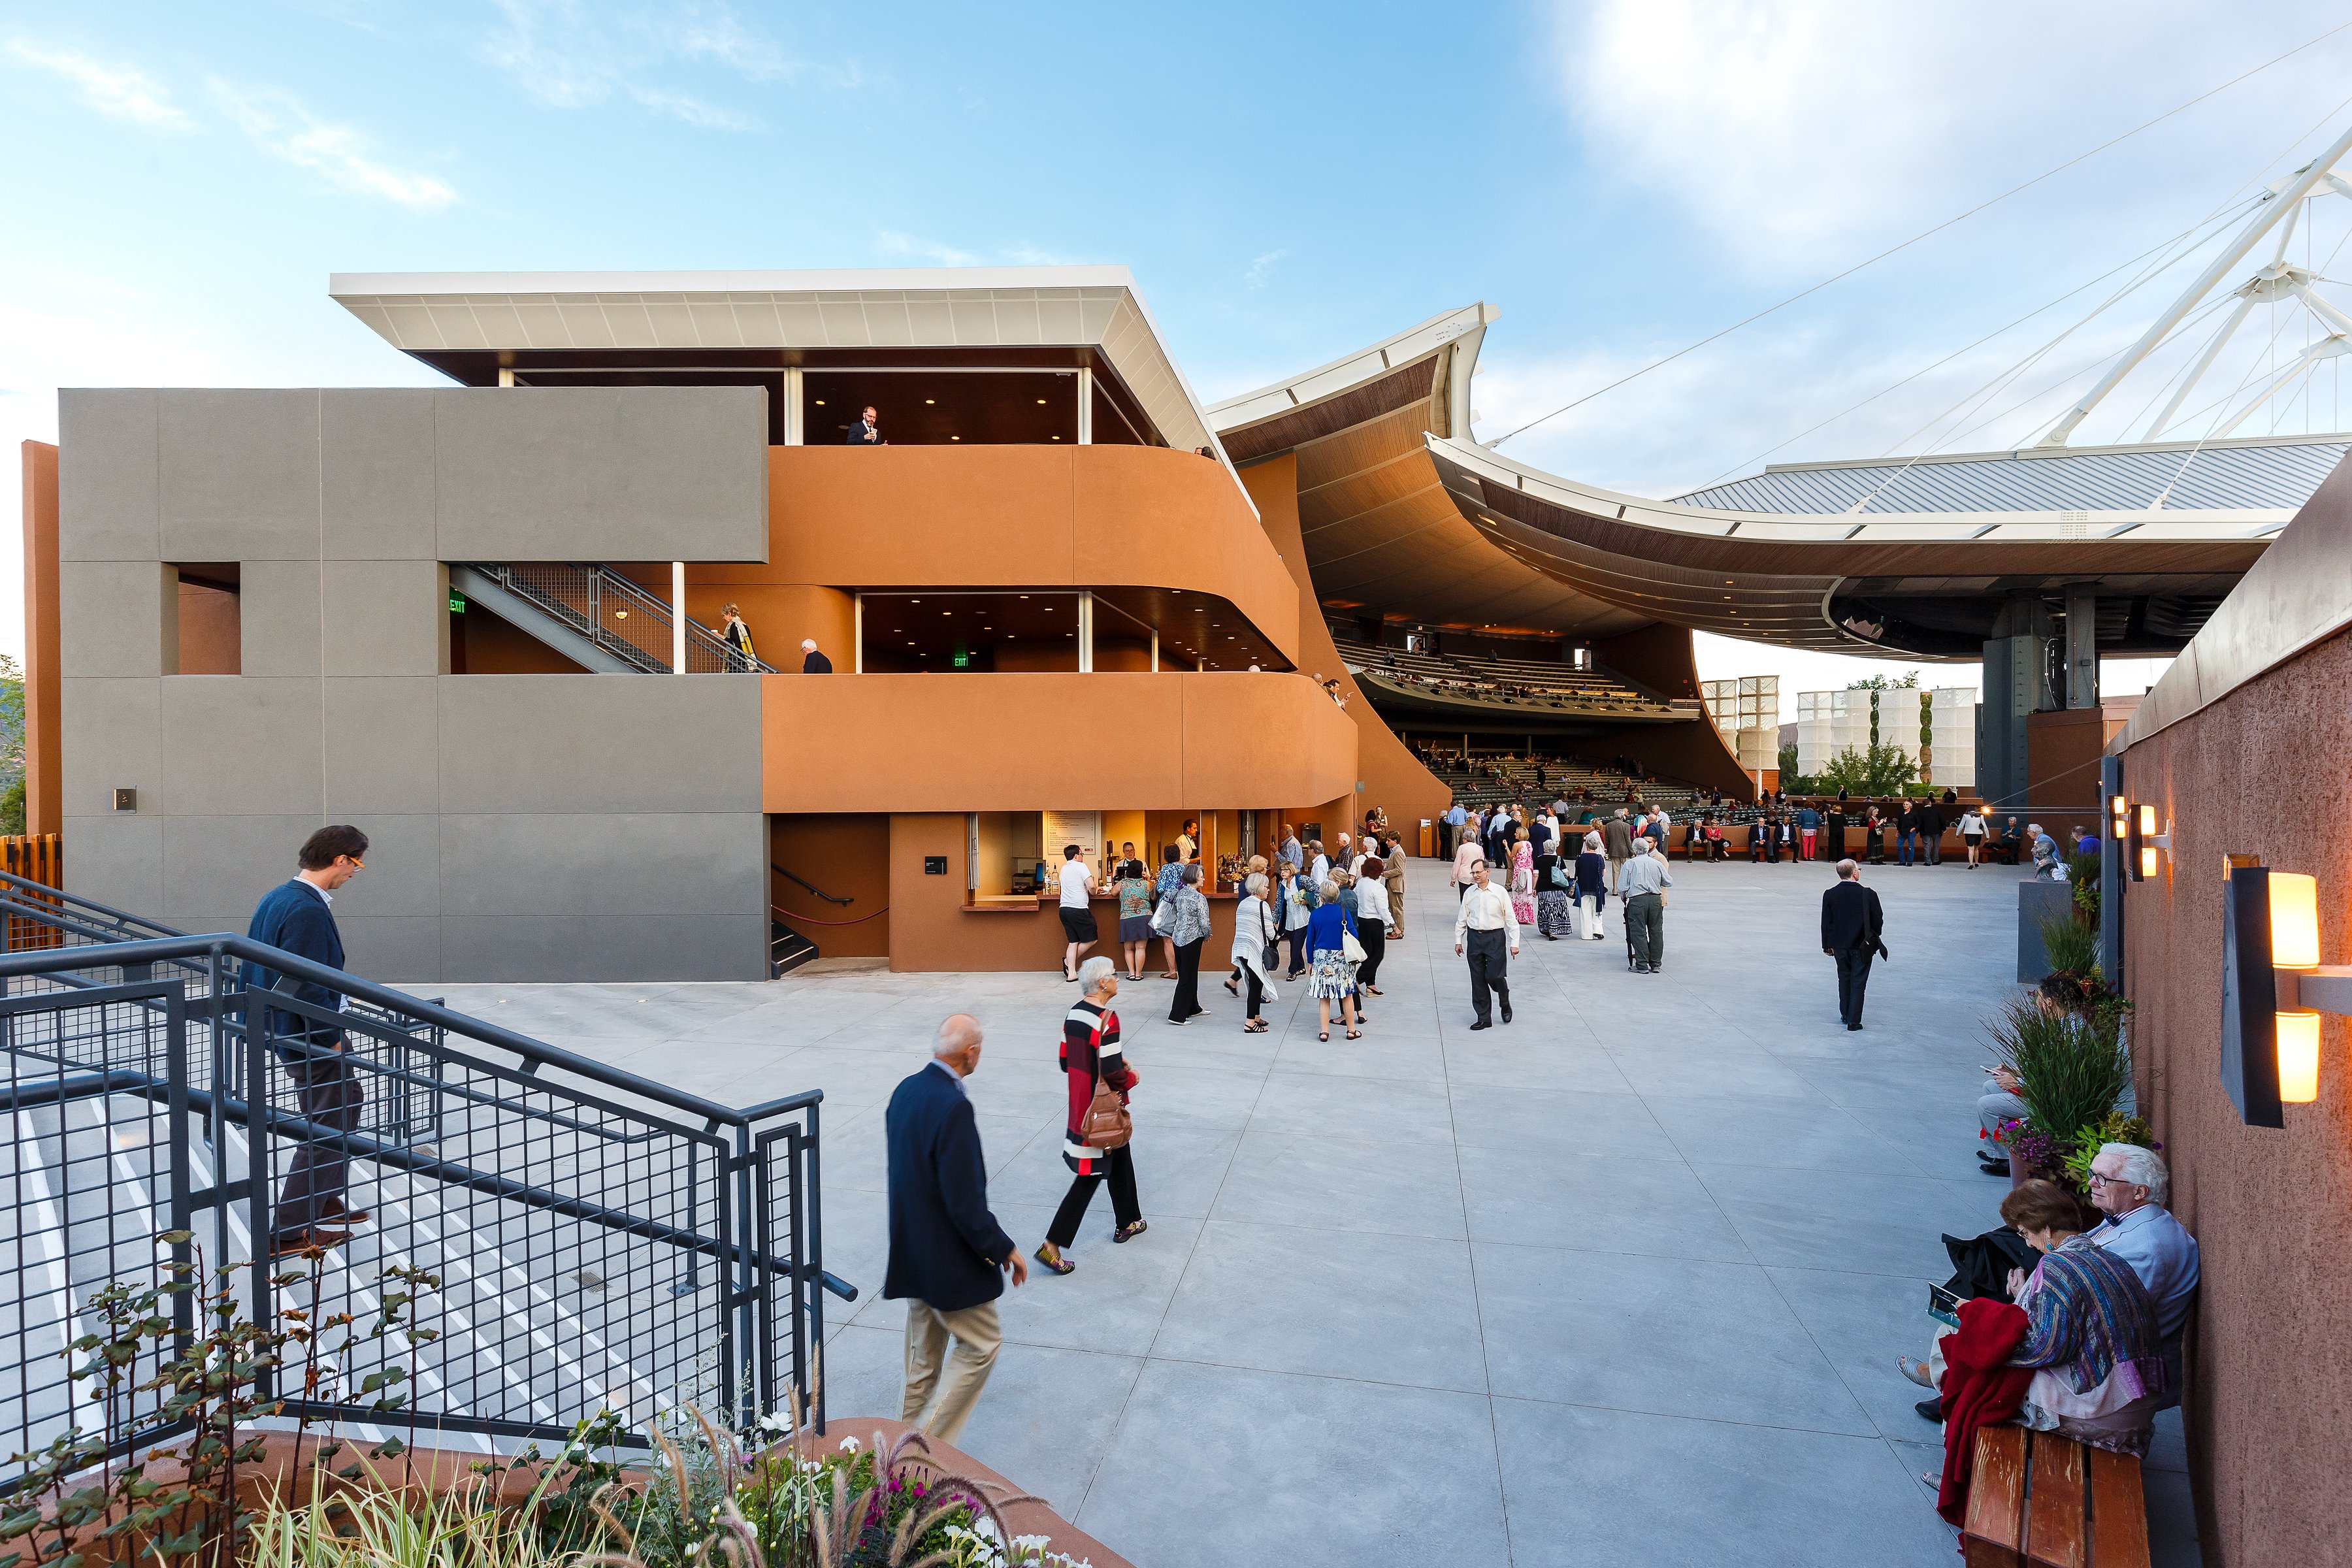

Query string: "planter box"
[2017, 880, 2076, 983]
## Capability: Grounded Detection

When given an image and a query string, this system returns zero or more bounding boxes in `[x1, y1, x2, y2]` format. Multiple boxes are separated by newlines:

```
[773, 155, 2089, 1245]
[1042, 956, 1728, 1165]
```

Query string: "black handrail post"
[242, 981, 274, 1405]
[165, 988, 195, 1354]
[808, 1096, 825, 1433]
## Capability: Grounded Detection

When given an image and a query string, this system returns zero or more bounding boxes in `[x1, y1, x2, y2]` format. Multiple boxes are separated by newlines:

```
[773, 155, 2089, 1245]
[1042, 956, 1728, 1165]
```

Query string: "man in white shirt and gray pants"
[1453, 857, 1520, 1030]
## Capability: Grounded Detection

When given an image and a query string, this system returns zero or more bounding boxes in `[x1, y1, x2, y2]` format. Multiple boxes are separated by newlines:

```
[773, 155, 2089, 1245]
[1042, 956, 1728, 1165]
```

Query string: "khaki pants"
[901, 1298, 1003, 1446]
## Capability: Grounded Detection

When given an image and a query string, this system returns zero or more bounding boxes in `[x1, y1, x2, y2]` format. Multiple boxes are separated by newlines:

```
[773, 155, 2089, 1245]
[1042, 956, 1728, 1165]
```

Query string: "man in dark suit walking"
[884, 1013, 1027, 1445]
[248, 824, 372, 1257]
[1820, 858, 1887, 1031]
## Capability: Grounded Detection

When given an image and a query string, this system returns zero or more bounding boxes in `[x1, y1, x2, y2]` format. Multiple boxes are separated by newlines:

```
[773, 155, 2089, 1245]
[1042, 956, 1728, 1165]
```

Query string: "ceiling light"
[1037, 399, 1047, 405]
[925, 399, 936, 404]
[942, 610, 951, 615]
[1052, 435, 1061, 440]
[613, 609, 629, 619]
[814, 399, 826, 406]
[951, 435, 960, 441]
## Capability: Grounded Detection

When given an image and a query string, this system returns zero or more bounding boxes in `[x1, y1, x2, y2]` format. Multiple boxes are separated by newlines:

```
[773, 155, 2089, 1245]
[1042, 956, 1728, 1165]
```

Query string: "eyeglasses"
[2086, 1171, 2126, 1188]
[344, 857, 365, 870]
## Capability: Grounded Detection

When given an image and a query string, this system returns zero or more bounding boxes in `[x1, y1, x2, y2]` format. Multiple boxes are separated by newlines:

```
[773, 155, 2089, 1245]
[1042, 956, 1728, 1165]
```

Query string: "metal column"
[1077, 368, 1093, 444]
[1077, 591, 1094, 673]
[2064, 585, 2099, 709]
[1977, 595, 2051, 813]
[671, 562, 687, 675]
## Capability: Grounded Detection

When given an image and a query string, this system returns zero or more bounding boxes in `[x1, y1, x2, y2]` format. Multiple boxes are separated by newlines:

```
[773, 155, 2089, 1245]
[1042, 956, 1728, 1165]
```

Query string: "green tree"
[1778, 741, 1799, 779]
[1847, 670, 1920, 690]
[1816, 743, 1918, 796]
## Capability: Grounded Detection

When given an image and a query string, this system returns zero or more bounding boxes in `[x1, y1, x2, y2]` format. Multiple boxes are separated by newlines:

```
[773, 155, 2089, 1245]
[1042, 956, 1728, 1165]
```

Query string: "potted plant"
[1986, 994, 2132, 1189]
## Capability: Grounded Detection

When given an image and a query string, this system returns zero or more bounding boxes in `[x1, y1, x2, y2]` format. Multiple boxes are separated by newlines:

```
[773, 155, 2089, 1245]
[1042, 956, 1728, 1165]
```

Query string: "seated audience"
[1907, 1180, 2168, 1458]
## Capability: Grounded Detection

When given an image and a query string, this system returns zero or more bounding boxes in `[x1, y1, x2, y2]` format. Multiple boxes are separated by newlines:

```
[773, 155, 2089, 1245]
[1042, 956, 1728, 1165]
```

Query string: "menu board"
[1041, 811, 1103, 870]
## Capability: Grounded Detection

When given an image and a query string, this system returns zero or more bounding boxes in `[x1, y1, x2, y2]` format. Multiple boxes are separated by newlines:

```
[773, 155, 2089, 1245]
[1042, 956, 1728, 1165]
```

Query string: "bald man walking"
[883, 1014, 1027, 1445]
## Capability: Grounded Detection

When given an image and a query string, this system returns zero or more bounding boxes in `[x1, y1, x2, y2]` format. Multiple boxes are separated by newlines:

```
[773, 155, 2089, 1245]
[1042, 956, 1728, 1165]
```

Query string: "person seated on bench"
[2085, 1143, 2200, 1405]
[1903, 1180, 2167, 1457]
[1699, 818, 1729, 862]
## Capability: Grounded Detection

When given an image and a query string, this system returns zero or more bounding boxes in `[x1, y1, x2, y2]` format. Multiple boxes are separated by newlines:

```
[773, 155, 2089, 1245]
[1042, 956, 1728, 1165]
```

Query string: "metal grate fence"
[0, 878, 846, 1478]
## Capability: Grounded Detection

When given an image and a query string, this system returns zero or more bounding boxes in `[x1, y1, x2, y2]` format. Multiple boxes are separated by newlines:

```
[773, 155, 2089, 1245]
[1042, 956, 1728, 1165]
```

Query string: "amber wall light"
[2219, 865, 2347, 1124]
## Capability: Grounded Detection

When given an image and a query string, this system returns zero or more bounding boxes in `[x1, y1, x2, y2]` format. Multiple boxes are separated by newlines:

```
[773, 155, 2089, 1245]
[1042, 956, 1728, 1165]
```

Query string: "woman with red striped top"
[1034, 956, 1146, 1275]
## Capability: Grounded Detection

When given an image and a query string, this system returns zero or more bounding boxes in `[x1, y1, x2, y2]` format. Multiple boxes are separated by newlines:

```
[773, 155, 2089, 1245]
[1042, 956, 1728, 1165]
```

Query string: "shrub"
[2038, 913, 2099, 980]
[1988, 996, 2132, 1146]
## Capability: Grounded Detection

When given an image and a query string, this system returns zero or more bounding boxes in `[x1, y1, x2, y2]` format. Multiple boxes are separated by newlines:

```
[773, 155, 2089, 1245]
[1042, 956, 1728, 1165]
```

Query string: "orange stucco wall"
[770, 813, 891, 959]
[1239, 454, 1451, 845]
[717, 446, 1300, 664]
[760, 670, 1358, 814]
[20, 442, 59, 835]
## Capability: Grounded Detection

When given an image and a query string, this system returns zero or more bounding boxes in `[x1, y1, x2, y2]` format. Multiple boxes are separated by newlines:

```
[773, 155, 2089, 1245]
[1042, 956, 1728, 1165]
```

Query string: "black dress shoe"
[1915, 1397, 1944, 1424]
[1499, 1000, 1513, 1024]
[1469, 1019, 1492, 1031]
[1846, 1022, 1863, 1032]
[1978, 1156, 2011, 1177]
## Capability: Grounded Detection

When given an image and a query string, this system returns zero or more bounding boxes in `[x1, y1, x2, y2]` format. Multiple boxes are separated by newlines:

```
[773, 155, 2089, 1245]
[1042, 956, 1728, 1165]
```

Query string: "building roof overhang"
[328, 265, 1241, 486]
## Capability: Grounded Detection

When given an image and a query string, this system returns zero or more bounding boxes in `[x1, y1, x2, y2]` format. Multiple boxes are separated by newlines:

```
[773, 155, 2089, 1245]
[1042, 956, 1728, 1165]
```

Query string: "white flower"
[838, 1435, 860, 1451]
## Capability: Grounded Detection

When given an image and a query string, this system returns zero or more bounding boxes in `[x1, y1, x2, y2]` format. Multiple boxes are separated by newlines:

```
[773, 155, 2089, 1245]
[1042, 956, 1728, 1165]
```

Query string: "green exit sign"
[951, 651, 970, 668]
[449, 593, 466, 613]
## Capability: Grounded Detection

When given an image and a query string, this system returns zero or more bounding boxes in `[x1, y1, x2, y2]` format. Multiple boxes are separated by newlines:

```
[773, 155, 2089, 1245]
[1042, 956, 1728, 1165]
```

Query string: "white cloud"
[1245, 248, 1290, 288]
[8, 41, 195, 133]
[875, 230, 985, 267]
[1555, 0, 2352, 271]
[482, 0, 860, 127]
[208, 80, 456, 210]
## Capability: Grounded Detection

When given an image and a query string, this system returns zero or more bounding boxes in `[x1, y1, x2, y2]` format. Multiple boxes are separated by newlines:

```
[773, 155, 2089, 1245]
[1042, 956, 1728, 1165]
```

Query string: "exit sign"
[952, 651, 970, 668]
[449, 593, 466, 612]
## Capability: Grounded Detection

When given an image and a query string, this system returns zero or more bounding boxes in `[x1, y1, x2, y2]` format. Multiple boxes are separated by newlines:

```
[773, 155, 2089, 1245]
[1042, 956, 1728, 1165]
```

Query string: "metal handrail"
[0, 932, 808, 1132]
[772, 864, 854, 906]
[466, 563, 778, 674]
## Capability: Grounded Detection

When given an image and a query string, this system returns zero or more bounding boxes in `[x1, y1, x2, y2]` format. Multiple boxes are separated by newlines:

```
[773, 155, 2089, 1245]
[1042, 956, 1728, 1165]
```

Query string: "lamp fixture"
[2116, 797, 2168, 881]
[2220, 863, 2349, 1124]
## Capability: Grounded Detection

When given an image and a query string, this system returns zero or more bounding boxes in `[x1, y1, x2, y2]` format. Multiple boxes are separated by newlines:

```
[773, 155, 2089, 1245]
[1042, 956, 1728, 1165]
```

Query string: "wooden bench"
[1962, 1425, 2151, 1568]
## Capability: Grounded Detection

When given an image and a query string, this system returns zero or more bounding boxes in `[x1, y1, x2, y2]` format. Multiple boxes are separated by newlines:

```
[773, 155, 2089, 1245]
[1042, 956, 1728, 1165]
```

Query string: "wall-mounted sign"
[1042, 811, 1102, 868]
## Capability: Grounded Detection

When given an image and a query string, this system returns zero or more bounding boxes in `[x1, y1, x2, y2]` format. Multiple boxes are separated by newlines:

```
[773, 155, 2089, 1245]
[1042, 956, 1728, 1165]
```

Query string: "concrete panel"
[56, 389, 159, 561]
[62, 811, 163, 916]
[436, 812, 762, 917]
[160, 813, 321, 923]
[433, 388, 767, 563]
[59, 677, 159, 818]
[158, 677, 322, 817]
[321, 390, 436, 560]
[59, 561, 169, 677]
[157, 390, 321, 561]
[438, 675, 760, 813]
[336, 916, 441, 984]
[329, 814, 439, 919]
[238, 559, 324, 678]
[437, 915, 768, 982]
[322, 677, 439, 815]
[323, 561, 443, 678]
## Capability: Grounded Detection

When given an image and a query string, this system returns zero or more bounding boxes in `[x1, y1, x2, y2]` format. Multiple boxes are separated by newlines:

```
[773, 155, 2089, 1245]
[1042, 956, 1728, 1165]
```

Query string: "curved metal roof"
[1676, 433, 2350, 515]
[1220, 303, 2333, 657]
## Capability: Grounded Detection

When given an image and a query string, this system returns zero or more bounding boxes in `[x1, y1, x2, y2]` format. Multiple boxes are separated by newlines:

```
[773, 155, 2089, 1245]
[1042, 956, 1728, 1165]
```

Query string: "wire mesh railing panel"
[242, 990, 742, 1442]
[0, 984, 190, 1475]
[0, 888, 845, 1478]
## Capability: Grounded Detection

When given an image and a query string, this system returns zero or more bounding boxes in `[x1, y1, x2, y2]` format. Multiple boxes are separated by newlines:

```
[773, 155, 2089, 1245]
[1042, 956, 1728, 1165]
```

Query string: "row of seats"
[1331, 640, 1684, 717]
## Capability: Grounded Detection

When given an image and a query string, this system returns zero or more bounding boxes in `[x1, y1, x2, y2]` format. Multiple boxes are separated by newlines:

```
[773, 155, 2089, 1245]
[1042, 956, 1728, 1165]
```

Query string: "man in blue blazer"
[885, 1013, 1026, 1444]
[248, 824, 370, 1257]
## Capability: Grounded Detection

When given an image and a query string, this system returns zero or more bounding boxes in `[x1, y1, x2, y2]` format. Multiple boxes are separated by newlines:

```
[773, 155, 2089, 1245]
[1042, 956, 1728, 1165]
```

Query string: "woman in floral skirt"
[1509, 825, 1537, 929]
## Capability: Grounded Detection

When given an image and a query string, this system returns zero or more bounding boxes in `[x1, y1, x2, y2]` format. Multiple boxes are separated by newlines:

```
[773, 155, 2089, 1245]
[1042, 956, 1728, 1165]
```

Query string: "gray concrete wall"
[55, 387, 771, 981]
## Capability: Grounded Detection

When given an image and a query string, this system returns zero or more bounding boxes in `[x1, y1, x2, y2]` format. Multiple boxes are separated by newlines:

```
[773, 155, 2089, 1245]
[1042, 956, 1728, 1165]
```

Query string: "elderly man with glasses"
[2087, 1143, 2201, 1401]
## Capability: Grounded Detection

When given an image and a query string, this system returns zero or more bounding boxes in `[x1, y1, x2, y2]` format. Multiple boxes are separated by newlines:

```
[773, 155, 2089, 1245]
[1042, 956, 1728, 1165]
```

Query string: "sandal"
[1160, 971, 1178, 979]
[1243, 1020, 1268, 1033]
[1034, 1243, 1074, 1276]
[1897, 1355, 1934, 1389]
[1113, 1220, 1148, 1244]
[1365, 984, 1384, 996]
[1345, 1028, 1361, 1039]
[1224, 978, 1239, 996]
[1318, 1030, 1330, 1042]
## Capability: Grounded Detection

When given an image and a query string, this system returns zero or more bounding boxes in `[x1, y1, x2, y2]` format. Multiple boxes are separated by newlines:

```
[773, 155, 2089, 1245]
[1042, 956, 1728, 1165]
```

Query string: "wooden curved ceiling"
[1219, 353, 1648, 638]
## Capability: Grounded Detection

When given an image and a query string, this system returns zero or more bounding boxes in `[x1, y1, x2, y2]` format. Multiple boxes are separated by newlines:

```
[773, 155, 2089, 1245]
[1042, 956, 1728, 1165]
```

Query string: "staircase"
[451, 563, 776, 674]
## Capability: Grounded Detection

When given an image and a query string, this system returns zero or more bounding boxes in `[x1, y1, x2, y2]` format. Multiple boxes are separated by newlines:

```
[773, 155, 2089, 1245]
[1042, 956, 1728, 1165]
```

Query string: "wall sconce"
[2119, 800, 2167, 881]
[2220, 864, 2349, 1125]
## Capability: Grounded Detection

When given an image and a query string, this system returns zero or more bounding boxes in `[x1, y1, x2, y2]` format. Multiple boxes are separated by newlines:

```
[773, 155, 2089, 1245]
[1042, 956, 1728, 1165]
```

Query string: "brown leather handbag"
[1078, 1055, 1132, 1151]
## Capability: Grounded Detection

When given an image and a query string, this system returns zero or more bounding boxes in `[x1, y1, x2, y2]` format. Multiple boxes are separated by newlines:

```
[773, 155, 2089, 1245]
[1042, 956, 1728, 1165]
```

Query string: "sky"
[8, 0, 2352, 705]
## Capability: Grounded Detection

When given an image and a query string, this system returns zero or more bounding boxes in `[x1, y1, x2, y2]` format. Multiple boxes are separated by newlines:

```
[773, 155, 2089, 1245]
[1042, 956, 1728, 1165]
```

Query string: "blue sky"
[8, 0, 2352, 699]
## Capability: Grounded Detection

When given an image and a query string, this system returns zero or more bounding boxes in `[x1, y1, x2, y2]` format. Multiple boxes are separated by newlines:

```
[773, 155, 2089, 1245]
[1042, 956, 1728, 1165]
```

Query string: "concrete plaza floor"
[438, 858, 2198, 1567]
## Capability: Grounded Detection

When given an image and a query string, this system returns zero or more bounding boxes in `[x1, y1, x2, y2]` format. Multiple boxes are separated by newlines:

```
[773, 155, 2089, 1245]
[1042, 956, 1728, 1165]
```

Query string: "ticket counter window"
[971, 811, 1047, 902]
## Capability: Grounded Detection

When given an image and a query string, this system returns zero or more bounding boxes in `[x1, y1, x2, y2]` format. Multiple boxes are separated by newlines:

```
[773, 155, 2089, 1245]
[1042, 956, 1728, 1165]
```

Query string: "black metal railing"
[0, 878, 848, 1477]
[466, 563, 777, 674]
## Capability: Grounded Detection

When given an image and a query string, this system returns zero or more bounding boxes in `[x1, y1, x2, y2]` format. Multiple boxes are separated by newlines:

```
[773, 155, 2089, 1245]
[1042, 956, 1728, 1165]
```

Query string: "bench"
[1962, 1425, 2150, 1568]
